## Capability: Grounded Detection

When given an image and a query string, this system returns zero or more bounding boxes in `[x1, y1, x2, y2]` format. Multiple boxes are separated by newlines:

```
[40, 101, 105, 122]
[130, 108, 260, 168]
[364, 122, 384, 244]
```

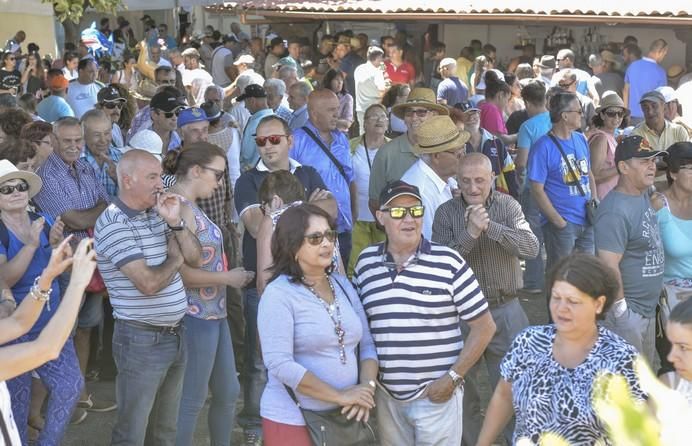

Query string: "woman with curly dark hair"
[0, 108, 32, 144]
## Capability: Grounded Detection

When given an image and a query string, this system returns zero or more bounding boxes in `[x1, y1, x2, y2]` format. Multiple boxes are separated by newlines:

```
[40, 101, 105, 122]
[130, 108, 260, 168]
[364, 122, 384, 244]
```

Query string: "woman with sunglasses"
[162, 142, 255, 446]
[0, 160, 89, 446]
[588, 93, 629, 200]
[0, 51, 22, 96]
[258, 203, 378, 446]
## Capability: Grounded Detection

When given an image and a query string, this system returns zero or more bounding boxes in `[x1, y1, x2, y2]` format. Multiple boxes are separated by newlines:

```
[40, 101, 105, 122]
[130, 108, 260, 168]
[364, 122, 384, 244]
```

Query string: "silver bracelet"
[31, 276, 52, 311]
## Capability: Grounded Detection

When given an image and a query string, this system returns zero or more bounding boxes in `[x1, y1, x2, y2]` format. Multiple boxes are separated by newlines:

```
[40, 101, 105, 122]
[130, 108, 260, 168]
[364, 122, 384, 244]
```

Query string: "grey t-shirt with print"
[595, 191, 664, 317]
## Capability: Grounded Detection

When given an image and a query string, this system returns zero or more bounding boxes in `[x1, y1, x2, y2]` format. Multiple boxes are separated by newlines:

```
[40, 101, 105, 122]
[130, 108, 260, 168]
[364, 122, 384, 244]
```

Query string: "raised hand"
[42, 235, 75, 282]
[27, 217, 46, 248]
[48, 216, 65, 248]
[68, 238, 98, 290]
[156, 192, 182, 226]
[466, 205, 490, 239]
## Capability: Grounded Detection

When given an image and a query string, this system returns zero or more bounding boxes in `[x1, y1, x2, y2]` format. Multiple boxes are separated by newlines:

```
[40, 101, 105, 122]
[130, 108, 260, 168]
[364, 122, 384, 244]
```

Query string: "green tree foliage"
[46, 0, 124, 23]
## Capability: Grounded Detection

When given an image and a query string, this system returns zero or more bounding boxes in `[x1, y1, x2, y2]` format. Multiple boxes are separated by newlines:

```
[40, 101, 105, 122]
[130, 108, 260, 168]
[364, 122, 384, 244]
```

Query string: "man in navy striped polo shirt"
[353, 180, 496, 446]
[95, 149, 202, 445]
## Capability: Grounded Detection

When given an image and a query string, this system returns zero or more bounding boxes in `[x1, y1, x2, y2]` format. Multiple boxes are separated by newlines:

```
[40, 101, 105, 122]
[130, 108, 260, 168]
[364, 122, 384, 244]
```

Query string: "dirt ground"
[62, 290, 548, 445]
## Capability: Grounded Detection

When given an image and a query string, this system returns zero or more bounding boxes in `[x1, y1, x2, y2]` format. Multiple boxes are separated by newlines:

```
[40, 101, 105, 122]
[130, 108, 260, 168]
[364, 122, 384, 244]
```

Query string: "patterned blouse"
[183, 199, 227, 320]
[501, 325, 645, 445]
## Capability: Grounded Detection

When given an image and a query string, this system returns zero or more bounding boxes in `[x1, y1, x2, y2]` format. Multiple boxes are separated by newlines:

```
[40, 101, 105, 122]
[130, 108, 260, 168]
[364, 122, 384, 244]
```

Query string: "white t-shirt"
[62, 67, 77, 81]
[354, 62, 386, 113]
[66, 80, 103, 118]
[210, 47, 233, 87]
[182, 68, 214, 106]
[0, 381, 21, 446]
[352, 143, 379, 222]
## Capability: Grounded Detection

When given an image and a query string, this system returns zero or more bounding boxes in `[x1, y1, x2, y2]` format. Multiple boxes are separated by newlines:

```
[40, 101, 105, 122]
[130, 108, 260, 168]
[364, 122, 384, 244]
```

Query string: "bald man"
[290, 89, 356, 263]
[95, 149, 202, 446]
[432, 153, 538, 446]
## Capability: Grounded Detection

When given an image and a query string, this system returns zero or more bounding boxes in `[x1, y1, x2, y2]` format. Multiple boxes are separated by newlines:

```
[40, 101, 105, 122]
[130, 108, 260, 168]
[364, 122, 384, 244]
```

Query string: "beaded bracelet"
[31, 277, 52, 311]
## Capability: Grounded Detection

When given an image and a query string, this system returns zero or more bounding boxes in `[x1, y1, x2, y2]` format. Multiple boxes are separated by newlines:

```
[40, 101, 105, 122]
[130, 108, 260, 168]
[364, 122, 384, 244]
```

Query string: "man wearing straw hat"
[368, 87, 448, 215]
[400, 115, 469, 239]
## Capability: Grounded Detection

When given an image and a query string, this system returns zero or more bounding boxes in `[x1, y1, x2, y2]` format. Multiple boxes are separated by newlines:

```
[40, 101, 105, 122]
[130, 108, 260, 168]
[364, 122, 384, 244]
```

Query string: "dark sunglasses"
[0, 181, 29, 195]
[101, 101, 124, 109]
[304, 230, 338, 246]
[604, 110, 625, 118]
[255, 134, 287, 147]
[404, 109, 430, 118]
[156, 108, 182, 118]
[202, 166, 225, 181]
[381, 205, 425, 219]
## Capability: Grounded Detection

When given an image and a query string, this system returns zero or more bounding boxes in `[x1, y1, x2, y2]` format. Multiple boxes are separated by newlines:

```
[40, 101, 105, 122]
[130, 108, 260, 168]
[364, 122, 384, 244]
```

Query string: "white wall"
[441, 23, 687, 69]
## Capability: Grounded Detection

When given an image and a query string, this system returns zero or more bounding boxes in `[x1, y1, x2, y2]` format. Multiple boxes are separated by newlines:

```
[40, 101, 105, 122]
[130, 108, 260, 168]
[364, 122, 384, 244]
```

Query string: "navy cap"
[379, 181, 422, 208]
[454, 101, 480, 113]
[237, 84, 267, 101]
[97, 86, 124, 103]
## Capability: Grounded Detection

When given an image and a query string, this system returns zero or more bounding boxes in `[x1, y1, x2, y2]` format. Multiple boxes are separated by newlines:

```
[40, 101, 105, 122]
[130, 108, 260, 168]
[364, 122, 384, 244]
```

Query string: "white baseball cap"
[125, 130, 164, 160]
[655, 86, 677, 103]
[234, 54, 255, 66]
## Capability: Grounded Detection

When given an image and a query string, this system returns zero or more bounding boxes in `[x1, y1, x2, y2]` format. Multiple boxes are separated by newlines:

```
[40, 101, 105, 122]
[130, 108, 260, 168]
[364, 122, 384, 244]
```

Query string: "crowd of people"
[1, 15, 692, 446]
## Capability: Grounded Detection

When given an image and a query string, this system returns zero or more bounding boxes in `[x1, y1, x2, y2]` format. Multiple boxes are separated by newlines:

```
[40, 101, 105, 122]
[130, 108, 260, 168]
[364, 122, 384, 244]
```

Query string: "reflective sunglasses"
[604, 109, 624, 118]
[156, 108, 182, 119]
[0, 181, 29, 195]
[304, 229, 338, 246]
[381, 205, 425, 219]
[255, 134, 287, 147]
[404, 109, 430, 118]
[202, 166, 225, 181]
[101, 101, 124, 110]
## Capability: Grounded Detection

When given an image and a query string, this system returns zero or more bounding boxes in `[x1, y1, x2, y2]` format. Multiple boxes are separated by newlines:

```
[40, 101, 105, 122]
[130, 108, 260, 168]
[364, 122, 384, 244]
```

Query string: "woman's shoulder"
[511, 325, 555, 352]
[595, 326, 639, 361]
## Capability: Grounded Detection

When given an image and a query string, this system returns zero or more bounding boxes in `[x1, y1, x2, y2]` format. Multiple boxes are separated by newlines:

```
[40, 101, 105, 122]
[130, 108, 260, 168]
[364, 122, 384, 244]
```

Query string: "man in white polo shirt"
[353, 180, 495, 446]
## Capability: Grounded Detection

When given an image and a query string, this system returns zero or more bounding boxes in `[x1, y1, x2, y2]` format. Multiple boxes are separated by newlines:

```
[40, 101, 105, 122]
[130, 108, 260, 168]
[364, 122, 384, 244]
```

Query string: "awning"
[212, 0, 692, 24]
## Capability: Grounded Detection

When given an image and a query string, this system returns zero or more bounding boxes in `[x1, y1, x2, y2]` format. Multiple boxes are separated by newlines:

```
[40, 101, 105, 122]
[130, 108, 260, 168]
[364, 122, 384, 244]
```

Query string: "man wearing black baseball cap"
[96, 86, 127, 148]
[239, 84, 274, 171]
[149, 90, 186, 153]
[595, 134, 666, 366]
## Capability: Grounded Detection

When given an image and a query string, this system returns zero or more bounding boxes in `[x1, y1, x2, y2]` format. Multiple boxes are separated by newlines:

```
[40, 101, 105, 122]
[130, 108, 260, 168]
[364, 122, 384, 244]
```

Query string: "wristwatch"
[447, 370, 465, 388]
[168, 219, 185, 231]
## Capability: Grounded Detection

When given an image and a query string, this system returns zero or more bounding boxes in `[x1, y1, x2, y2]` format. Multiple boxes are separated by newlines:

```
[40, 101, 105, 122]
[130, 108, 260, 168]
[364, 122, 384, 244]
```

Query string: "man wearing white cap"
[436, 58, 468, 107]
[125, 129, 163, 160]
[656, 86, 692, 138]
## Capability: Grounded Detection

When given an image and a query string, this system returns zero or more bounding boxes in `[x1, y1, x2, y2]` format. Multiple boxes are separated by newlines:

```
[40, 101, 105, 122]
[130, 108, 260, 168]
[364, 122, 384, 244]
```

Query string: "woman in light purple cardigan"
[258, 204, 378, 446]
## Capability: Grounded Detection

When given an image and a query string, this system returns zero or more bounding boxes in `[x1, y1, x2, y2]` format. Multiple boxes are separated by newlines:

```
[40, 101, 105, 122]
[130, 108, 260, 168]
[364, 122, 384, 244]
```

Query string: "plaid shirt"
[34, 152, 110, 239]
[126, 105, 152, 143]
[81, 145, 123, 199]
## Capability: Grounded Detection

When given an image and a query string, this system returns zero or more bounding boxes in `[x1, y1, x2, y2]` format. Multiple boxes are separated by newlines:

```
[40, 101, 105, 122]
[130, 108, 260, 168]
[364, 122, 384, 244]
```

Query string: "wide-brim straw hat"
[595, 92, 627, 115]
[412, 116, 470, 155]
[391, 87, 450, 119]
[0, 159, 42, 198]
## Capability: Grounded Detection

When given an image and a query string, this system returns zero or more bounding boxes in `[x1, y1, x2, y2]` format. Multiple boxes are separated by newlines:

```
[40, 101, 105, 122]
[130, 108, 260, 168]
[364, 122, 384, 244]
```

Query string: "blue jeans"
[111, 320, 187, 446]
[520, 188, 545, 290]
[238, 288, 266, 436]
[7, 336, 82, 446]
[176, 316, 240, 446]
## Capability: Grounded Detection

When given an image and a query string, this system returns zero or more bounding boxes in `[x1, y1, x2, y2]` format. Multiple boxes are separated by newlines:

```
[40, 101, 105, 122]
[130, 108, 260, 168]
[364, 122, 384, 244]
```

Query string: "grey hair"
[264, 78, 286, 97]
[278, 65, 298, 82]
[289, 81, 311, 98]
[549, 92, 578, 123]
[588, 54, 603, 67]
[204, 85, 224, 100]
[80, 109, 110, 131]
[53, 116, 82, 134]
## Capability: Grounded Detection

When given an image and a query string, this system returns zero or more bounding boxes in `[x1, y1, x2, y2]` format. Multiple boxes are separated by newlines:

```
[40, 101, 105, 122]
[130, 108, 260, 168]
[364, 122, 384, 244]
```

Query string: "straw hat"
[391, 87, 449, 119]
[412, 116, 470, 155]
[0, 160, 42, 198]
[595, 92, 627, 115]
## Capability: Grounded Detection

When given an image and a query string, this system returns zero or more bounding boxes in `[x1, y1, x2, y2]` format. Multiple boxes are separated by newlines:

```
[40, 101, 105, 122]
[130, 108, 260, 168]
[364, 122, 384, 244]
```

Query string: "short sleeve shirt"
[0, 68, 21, 93]
[368, 134, 418, 202]
[385, 61, 416, 85]
[479, 101, 507, 135]
[436, 77, 468, 107]
[36, 95, 75, 123]
[66, 80, 104, 118]
[624, 58, 667, 118]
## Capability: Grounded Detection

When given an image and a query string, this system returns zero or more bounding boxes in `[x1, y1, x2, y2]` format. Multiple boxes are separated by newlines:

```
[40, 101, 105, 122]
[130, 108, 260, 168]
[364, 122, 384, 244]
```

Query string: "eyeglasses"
[564, 109, 583, 115]
[255, 134, 287, 147]
[604, 110, 624, 118]
[366, 115, 388, 122]
[381, 205, 425, 219]
[156, 108, 182, 118]
[0, 181, 29, 195]
[202, 166, 225, 181]
[404, 109, 430, 118]
[101, 101, 124, 110]
[558, 80, 576, 88]
[304, 229, 338, 246]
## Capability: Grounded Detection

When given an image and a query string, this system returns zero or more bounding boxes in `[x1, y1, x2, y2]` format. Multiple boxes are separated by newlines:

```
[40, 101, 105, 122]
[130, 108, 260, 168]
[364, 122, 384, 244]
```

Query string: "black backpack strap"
[301, 126, 349, 184]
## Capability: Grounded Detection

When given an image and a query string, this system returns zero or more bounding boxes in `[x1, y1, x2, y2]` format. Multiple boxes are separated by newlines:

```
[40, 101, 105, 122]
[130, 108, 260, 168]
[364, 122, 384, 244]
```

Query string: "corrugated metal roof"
[221, 0, 691, 18]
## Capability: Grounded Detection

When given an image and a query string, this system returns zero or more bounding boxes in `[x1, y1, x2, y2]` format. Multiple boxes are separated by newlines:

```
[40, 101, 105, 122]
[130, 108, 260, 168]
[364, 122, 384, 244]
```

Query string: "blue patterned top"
[183, 199, 227, 320]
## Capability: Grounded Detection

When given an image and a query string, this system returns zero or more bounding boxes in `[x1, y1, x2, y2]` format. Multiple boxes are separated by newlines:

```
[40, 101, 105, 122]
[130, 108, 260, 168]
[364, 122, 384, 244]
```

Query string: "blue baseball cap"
[177, 107, 209, 127]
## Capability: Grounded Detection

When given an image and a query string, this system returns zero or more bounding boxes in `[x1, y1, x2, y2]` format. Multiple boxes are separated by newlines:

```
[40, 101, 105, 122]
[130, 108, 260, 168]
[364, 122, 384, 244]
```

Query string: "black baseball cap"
[667, 141, 692, 166]
[454, 101, 480, 113]
[237, 84, 267, 101]
[150, 91, 186, 112]
[97, 86, 124, 103]
[379, 181, 422, 208]
[614, 135, 668, 164]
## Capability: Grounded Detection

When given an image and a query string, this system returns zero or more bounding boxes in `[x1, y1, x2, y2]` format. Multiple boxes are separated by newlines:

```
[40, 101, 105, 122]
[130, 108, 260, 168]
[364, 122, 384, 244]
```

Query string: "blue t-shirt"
[36, 95, 75, 123]
[624, 58, 666, 118]
[436, 77, 468, 107]
[527, 132, 592, 225]
[0, 219, 61, 335]
[517, 111, 552, 189]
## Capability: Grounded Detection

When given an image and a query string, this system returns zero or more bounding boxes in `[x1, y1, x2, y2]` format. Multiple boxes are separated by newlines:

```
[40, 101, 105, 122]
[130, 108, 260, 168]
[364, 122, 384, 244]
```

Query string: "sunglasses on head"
[157, 108, 182, 118]
[381, 205, 425, 219]
[101, 101, 124, 110]
[604, 109, 624, 118]
[404, 109, 429, 118]
[255, 134, 287, 147]
[304, 229, 338, 246]
[0, 181, 29, 195]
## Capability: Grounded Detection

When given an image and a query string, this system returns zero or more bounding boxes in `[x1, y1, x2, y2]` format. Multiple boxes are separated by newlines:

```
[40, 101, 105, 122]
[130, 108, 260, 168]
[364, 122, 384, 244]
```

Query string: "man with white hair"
[436, 57, 468, 107]
[277, 64, 298, 90]
[287, 81, 310, 131]
[552, 48, 597, 103]
[264, 78, 292, 122]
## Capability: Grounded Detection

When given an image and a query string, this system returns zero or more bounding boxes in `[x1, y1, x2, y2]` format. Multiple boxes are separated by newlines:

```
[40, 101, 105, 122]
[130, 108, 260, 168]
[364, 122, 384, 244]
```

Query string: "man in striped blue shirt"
[353, 180, 496, 446]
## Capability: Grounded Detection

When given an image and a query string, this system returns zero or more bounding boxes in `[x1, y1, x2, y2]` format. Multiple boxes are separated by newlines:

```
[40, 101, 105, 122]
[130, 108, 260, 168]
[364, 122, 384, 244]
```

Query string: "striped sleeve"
[95, 213, 145, 268]
[447, 249, 488, 320]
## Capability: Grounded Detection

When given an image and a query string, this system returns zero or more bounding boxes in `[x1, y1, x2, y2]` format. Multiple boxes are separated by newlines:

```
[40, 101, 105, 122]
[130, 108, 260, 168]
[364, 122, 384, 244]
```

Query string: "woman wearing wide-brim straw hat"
[588, 91, 630, 200]
[401, 115, 470, 238]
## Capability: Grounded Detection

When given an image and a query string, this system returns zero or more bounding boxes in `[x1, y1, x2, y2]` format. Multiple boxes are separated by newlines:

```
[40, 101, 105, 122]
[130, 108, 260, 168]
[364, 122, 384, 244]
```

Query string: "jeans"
[338, 231, 352, 270]
[460, 299, 529, 446]
[237, 288, 266, 436]
[519, 188, 545, 290]
[376, 386, 463, 446]
[7, 337, 82, 446]
[176, 316, 240, 446]
[111, 320, 187, 446]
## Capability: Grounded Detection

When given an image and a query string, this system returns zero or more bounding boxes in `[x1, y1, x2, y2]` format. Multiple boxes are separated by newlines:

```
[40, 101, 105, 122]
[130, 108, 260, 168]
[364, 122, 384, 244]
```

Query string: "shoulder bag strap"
[548, 133, 586, 197]
[301, 126, 349, 184]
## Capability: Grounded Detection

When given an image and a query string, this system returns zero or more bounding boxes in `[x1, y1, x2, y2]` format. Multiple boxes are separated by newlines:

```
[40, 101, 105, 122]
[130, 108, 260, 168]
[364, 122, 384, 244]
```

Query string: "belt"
[117, 319, 182, 336]
[485, 295, 516, 309]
